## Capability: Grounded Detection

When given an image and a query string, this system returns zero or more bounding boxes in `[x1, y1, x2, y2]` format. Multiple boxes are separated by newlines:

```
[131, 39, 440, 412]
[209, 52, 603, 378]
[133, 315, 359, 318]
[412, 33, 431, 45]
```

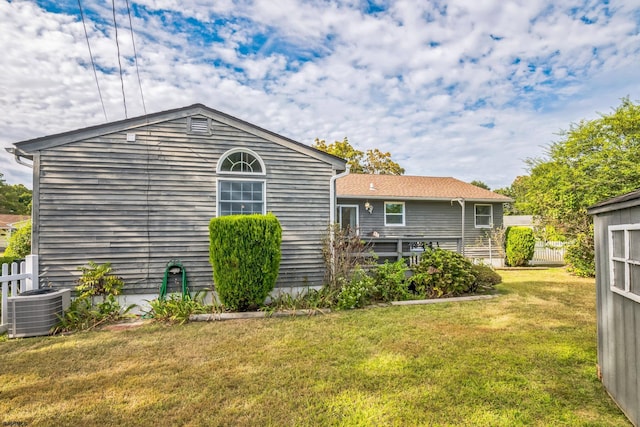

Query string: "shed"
[588, 189, 640, 426]
[10, 104, 347, 300]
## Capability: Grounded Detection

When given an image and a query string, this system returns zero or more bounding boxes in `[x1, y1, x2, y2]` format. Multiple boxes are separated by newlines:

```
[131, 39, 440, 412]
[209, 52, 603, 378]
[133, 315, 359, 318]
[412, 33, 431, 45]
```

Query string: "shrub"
[146, 292, 208, 324]
[55, 261, 131, 332]
[371, 259, 410, 302]
[565, 231, 595, 277]
[322, 224, 373, 291]
[209, 214, 282, 311]
[4, 220, 31, 258]
[505, 226, 535, 267]
[471, 264, 502, 289]
[336, 266, 375, 310]
[409, 248, 475, 298]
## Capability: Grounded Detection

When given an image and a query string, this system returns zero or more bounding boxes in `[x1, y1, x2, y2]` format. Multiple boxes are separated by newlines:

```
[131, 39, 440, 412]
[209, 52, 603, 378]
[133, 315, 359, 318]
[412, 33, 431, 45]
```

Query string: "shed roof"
[337, 174, 512, 202]
[587, 189, 640, 215]
[11, 104, 347, 169]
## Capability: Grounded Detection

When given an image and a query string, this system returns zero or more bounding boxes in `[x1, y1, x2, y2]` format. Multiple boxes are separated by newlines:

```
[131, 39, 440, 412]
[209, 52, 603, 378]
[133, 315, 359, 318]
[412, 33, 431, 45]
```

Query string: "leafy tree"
[0, 173, 32, 215]
[313, 137, 404, 175]
[523, 97, 640, 276]
[495, 175, 532, 215]
[4, 220, 31, 258]
[470, 180, 490, 190]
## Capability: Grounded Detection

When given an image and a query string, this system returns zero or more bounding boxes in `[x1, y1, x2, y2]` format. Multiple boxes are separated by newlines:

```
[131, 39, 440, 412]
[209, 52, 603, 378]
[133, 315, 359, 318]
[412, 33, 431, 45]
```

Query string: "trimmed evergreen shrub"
[409, 248, 475, 298]
[505, 226, 535, 267]
[209, 214, 282, 311]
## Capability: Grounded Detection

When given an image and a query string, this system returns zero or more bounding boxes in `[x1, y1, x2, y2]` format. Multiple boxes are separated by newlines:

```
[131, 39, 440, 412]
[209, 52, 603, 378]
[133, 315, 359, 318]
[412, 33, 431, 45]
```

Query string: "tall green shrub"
[4, 220, 31, 258]
[505, 226, 536, 266]
[209, 214, 282, 311]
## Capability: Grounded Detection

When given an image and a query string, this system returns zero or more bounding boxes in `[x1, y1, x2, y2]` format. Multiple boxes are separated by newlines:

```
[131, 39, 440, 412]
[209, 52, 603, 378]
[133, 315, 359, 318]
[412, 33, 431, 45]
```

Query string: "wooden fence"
[531, 241, 566, 265]
[0, 255, 39, 334]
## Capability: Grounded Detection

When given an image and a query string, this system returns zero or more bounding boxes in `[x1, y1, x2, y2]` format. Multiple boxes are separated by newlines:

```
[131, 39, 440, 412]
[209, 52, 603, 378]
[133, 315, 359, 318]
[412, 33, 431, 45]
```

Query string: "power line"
[78, 0, 108, 122]
[111, 0, 128, 118]
[125, 0, 147, 116]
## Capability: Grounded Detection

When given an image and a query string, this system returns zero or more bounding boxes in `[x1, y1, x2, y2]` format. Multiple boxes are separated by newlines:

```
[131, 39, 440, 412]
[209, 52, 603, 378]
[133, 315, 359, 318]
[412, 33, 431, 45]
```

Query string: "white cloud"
[0, 0, 639, 191]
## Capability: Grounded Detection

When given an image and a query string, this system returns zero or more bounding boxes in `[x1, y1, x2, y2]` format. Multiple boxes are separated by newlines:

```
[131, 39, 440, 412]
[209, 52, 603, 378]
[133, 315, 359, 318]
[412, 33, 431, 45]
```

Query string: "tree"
[523, 97, 640, 276]
[313, 137, 404, 175]
[470, 180, 490, 190]
[0, 173, 32, 215]
[495, 175, 532, 215]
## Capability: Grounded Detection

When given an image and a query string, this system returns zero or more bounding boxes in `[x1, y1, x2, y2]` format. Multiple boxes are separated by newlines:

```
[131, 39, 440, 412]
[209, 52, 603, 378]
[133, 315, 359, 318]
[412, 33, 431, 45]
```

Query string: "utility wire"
[78, 0, 108, 122]
[125, 0, 147, 116]
[112, 0, 128, 118]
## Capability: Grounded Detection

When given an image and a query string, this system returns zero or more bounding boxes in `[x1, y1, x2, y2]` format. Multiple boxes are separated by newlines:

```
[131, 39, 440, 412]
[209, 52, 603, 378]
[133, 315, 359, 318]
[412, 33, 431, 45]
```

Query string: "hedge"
[505, 226, 536, 267]
[209, 214, 282, 311]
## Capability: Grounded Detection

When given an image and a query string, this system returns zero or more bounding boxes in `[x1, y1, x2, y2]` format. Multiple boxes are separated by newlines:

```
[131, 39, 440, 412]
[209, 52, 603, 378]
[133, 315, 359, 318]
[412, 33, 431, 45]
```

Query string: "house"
[336, 174, 512, 265]
[9, 104, 347, 302]
[588, 189, 640, 427]
[0, 214, 30, 253]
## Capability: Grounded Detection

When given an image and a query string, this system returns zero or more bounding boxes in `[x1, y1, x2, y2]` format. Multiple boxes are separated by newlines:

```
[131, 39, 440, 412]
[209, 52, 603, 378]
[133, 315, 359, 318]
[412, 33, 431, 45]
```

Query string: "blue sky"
[1, 0, 639, 189]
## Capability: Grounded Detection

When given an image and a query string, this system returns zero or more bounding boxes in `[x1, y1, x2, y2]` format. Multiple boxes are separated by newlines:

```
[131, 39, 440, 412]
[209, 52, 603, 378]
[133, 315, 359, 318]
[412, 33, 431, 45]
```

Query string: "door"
[338, 205, 359, 234]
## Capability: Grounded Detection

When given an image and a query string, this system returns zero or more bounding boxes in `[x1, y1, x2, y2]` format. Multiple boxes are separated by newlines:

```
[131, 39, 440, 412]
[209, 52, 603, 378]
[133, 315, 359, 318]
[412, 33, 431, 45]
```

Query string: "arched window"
[217, 149, 266, 216]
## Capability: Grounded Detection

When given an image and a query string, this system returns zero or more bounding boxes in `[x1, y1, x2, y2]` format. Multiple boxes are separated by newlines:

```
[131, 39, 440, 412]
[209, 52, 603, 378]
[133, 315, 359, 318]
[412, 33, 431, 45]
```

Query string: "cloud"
[1, 0, 639, 191]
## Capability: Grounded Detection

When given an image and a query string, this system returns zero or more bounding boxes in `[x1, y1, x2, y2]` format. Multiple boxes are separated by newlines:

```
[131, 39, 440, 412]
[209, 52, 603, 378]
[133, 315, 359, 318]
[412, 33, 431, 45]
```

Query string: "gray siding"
[593, 206, 640, 426]
[338, 198, 505, 259]
[35, 116, 335, 294]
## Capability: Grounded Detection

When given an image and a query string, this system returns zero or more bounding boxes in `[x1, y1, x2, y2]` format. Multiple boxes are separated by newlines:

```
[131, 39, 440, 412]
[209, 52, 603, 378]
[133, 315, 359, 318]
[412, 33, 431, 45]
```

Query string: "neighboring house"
[9, 104, 347, 300]
[336, 174, 512, 265]
[588, 189, 640, 427]
[0, 215, 30, 253]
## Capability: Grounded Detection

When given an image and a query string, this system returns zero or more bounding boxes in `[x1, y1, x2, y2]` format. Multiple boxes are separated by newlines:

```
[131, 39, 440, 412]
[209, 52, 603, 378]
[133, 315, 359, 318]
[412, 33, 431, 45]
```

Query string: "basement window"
[609, 224, 640, 304]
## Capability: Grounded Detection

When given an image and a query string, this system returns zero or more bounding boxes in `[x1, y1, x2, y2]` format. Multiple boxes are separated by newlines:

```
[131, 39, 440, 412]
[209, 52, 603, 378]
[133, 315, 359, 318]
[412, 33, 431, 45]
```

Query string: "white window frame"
[474, 204, 493, 228]
[216, 178, 266, 217]
[337, 204, 359, 235]
[384, 201, 405, 227]
[608, 223, 640, 304]
[216, 148, 266, 176]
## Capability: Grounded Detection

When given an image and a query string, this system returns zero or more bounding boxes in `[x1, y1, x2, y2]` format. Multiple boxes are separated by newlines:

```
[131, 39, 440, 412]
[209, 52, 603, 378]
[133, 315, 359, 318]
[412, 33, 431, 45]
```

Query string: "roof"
[337, 174, 513, 202]
[587, 188, 640, 215]
[0, 215, 30, 229]
[12, 104, 347, 169]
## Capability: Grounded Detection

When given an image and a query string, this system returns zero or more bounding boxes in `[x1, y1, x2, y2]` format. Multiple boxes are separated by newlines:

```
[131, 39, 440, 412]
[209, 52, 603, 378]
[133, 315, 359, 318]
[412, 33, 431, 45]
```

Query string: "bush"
[505, 226, 535, 267]
[4, 220, 31, 258]
[336, 266, 375, 310]
[409, 248, 475, 298]
[146, 292, 208, 324]
[565, 231, 595, 277]
[371, 259, 410, 302]
[55, 261, 131, 332]
[209, 214, 282, 311]
[471, 264, 502, 289]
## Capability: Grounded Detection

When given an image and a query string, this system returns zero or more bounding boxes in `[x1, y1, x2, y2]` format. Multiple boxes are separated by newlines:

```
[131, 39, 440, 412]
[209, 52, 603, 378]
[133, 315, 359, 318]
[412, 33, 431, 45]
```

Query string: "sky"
[1, 0, 639, 190]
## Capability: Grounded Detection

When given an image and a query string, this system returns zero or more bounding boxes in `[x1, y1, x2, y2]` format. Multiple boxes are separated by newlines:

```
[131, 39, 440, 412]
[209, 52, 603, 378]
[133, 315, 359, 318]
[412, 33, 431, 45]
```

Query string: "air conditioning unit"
[7, 288, 71, 338]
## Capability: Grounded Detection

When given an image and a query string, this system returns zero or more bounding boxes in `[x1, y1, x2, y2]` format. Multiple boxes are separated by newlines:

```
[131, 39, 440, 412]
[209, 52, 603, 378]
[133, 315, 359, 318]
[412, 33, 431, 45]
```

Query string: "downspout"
[452, 198, 465, 256]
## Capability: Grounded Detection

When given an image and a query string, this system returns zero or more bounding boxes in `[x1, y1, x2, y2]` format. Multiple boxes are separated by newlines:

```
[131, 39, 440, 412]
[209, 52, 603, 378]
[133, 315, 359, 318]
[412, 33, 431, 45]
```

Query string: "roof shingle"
[336, 174, 512, 201]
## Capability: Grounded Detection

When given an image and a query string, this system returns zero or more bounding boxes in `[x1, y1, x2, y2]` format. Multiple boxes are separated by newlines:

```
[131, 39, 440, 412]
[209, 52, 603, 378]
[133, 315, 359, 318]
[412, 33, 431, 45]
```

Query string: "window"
[218, 180, 265, 215]
[338, 205, 359, 234]
[609, 224, 640, 303]
[217, 149, 266, 216]
[474, 204, 493, 228]
[384, 202, 405, 226]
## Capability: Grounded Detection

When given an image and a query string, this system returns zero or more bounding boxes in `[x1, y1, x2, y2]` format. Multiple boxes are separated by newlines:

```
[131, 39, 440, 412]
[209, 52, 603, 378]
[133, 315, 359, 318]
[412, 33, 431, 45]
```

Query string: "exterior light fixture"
[365, 201, 374, 214]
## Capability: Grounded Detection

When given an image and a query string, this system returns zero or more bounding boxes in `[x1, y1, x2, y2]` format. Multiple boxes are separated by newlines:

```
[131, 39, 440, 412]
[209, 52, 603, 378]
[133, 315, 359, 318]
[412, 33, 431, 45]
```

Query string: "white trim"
[608, 223, 640, 304]
[216, 148, 266, 176]
[216, 178, 267, 217]
[337, 204, 359, 234]
[474, 204, 493, 228]
[384, 201, 405, 226]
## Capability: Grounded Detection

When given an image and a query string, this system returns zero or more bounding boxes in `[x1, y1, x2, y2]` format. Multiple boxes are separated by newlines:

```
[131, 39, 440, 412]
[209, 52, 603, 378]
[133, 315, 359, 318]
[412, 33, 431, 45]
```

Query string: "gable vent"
[190, 117, 209, 133]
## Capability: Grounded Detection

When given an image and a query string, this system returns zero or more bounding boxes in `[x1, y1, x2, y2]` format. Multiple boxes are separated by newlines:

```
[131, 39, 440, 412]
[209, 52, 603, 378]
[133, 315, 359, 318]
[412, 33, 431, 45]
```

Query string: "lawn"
[0, 268, 631, 426]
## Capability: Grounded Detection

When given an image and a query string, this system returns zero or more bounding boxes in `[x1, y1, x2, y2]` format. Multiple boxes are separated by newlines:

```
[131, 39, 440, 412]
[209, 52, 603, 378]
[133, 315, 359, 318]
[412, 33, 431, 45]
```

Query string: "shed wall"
[593, 206, 640, 426]
[34, 116, 334, 294]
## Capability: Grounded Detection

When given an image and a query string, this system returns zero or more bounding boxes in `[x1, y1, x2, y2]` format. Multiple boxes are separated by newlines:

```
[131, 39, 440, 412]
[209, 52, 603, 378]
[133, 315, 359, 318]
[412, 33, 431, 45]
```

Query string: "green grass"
[0, 268, 631, 426]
